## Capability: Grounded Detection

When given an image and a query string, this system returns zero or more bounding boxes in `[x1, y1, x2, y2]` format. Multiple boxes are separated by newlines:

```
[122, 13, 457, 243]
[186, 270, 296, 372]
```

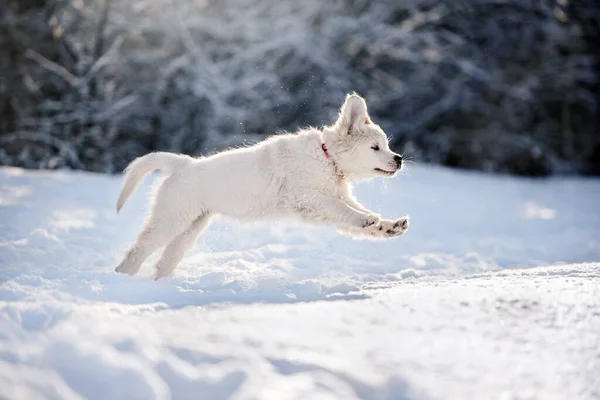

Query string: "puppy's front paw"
[386, 216, 410, 237]
[372, 216, 410, 238]
[361, 213, 380, 228]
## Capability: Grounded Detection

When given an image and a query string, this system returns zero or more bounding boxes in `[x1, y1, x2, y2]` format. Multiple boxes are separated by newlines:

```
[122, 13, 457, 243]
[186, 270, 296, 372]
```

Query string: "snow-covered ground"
[0, 164, 599, 399]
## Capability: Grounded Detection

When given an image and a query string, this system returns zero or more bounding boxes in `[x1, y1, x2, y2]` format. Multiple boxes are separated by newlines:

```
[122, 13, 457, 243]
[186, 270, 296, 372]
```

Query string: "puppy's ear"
[338, 93, 368, 134]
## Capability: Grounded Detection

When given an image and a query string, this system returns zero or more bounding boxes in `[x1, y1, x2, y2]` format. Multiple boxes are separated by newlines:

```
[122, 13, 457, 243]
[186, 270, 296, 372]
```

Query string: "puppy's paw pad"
[388, 216, 409, 236]
[373, 217, 409, 238]
[362, 214, 380, 228]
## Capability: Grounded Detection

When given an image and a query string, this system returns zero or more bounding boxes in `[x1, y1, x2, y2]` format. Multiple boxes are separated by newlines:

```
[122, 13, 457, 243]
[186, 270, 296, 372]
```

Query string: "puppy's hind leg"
[154, 213, 212, 280]
[115, 209, 191, 276]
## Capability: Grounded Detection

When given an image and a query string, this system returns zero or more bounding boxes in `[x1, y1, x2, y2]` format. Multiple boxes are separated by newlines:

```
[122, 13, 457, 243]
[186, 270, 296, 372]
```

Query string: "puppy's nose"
[393, 155, 402, 167]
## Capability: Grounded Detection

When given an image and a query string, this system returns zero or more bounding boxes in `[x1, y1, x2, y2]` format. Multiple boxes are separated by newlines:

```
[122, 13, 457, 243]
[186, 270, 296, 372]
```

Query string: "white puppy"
[115, 93, 409, 279]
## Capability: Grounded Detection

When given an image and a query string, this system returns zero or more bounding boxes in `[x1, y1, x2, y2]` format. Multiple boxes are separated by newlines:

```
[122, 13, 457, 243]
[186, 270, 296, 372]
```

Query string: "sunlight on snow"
[0, 186, 33, 206]
[50, 209, 97, 231]
[523, 201, 557, 220]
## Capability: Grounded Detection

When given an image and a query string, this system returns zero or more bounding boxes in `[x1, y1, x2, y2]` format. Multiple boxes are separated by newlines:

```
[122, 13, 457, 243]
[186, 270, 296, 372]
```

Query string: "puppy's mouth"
[374, 168, 396, 176]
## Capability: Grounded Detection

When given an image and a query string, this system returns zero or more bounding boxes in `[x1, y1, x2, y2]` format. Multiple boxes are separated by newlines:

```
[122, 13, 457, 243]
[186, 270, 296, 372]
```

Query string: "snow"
[1, 164, 599, 399]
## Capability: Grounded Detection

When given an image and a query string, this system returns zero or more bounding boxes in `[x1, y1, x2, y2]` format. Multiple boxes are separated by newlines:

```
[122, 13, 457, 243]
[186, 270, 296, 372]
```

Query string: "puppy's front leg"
[342, 196, 410, 239]
[344, 196, 373, 215]
[293, 194, 379, 230]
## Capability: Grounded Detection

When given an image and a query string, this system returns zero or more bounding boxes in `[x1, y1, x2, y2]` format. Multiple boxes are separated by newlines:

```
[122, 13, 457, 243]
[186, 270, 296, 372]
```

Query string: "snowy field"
[0, 164, 599, 399]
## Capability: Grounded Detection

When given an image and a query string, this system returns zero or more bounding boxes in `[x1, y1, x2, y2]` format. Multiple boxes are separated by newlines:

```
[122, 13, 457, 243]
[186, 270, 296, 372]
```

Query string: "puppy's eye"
[371, 145, 380, 151]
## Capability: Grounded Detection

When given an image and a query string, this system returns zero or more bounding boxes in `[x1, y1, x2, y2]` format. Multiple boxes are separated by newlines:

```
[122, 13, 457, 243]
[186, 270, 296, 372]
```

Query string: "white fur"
[115, 94, 409, 279]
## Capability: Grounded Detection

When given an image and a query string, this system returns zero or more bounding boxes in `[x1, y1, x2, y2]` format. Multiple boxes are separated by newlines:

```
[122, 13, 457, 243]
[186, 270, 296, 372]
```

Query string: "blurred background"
[1, 0, 599, 177]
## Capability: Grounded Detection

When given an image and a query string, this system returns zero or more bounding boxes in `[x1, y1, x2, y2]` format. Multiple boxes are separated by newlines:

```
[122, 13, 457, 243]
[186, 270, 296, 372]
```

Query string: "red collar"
[321, 142, 345, 181]
[321, 143, 331, 158]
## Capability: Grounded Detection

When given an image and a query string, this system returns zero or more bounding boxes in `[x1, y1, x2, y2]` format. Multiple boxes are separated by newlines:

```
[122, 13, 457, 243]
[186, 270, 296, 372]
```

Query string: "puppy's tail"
[116, 152, 194, 213]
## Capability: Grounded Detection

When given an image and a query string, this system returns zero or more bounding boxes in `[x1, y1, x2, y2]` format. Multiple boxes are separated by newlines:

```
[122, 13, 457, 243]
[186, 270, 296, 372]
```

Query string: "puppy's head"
[325, 93, 402, 180]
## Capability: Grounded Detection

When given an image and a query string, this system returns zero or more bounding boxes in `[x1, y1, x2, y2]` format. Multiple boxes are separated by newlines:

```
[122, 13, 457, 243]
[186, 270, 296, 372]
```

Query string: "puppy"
[115, 93, 409, 279]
